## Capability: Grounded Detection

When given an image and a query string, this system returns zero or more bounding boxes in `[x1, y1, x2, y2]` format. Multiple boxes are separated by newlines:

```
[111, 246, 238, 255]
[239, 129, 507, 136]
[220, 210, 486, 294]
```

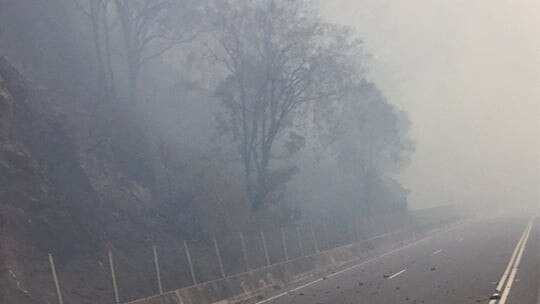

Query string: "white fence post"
[354, 219, 360, 242]
[281, 228, 289, 261]
[153, 245, 163, 294]
[296, 227, 304, 256]
[323, 222, 330, 250]
[184, 240, 197, 285]
[108, 250, 120, 304]
[310, 223, 319, 252]
[239, 232, 250, 271]
[213, 237, 226, 278]
[260, 231, 271, 266]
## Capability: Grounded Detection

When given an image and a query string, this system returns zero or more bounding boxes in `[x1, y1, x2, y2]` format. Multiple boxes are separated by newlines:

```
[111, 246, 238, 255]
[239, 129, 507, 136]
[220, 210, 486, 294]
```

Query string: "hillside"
[0, 56, 249, 303]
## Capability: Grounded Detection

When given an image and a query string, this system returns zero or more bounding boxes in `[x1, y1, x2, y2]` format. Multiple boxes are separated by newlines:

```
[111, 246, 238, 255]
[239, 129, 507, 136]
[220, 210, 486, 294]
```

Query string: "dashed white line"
[388, 268, 407, 279]
[253, 224, 464, 304]
[432, 249, 443, 256]
[255, 224, 461, 304]
[457, 237, 464, 243]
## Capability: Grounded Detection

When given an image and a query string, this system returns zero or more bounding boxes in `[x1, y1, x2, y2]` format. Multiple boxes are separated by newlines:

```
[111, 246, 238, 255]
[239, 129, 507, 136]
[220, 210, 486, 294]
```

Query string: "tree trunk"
[252, 169, 267, 210]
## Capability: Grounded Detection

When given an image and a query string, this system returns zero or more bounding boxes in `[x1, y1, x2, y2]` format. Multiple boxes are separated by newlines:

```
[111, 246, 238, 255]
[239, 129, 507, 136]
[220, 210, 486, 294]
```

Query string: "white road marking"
[537, 215, 540, 304]
[489, 217, 535, 304]
[388, 268, 407, 279]
[290, 279, 322, 292]
[499, 218, 534, 304]
[537, 216, 540, 304]
[457, 237, 464, 243]
[432, 249, 443, 256]
[255, 291, 288, 303]
[253, 224, 464, 304]
[494, 225, 527, 293]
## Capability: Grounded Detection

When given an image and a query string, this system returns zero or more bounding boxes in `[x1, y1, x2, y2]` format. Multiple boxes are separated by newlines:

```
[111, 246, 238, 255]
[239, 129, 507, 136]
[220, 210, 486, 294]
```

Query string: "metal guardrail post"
[310, 223, 319, 252]
[239, 232, 250, 271]
[261, 231, 271, 266]
[108, 250, 120, 304]
[184, 240, 197, 285]
[152, 245, 163, 294]
[323, 222, 330, 249]
[48, 254, 64, 304]
[296, 226, 304, 256]
[281, 228, 289, 261]
[354, 219, 360, 242]
[213, 237, 226, 278]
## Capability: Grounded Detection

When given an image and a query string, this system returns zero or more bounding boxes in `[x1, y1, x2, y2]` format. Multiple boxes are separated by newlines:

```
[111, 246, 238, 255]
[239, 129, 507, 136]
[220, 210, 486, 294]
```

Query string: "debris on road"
[490, 292, 501, 300]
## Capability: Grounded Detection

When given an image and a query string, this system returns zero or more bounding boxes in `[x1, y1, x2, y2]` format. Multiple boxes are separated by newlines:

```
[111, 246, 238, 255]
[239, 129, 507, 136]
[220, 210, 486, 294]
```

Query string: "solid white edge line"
[388, 268, 407, 279]
[290, 278, 323, 292]
[253, 223, 464, 304]
[255, 291, 289, 304]
[489, 217, 534, 304]
[537, 215, 540, 304]
[498, 218, 534, 304]
[497, 221, 529, 290]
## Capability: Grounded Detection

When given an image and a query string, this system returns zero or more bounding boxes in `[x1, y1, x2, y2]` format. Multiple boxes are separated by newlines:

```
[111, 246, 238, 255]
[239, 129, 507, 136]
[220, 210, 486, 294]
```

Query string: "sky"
[318, 0, 540, 210]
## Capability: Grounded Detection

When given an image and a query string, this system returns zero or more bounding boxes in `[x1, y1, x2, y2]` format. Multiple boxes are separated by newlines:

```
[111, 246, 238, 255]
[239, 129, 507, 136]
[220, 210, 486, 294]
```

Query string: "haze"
[1, 1, 540, 303]
[319, 0, 540, 210]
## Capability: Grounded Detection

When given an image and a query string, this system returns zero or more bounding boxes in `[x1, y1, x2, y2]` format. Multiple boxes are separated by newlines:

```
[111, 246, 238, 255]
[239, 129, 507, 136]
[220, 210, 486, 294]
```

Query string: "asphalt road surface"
[256, 215, 540, 304]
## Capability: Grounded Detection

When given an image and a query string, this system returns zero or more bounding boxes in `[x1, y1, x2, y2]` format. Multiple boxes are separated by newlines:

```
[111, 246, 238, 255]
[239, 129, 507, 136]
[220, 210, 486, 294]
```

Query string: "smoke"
[319, 0, 540, 210]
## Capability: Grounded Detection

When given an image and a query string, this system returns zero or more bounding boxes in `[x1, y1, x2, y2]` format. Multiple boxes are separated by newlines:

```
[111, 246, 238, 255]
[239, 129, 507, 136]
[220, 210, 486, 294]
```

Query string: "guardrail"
[39, 209, 464, 304]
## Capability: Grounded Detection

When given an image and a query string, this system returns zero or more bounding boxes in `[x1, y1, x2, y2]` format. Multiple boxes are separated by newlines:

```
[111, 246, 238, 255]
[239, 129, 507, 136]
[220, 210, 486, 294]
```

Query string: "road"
[255, 215, 540, 304]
